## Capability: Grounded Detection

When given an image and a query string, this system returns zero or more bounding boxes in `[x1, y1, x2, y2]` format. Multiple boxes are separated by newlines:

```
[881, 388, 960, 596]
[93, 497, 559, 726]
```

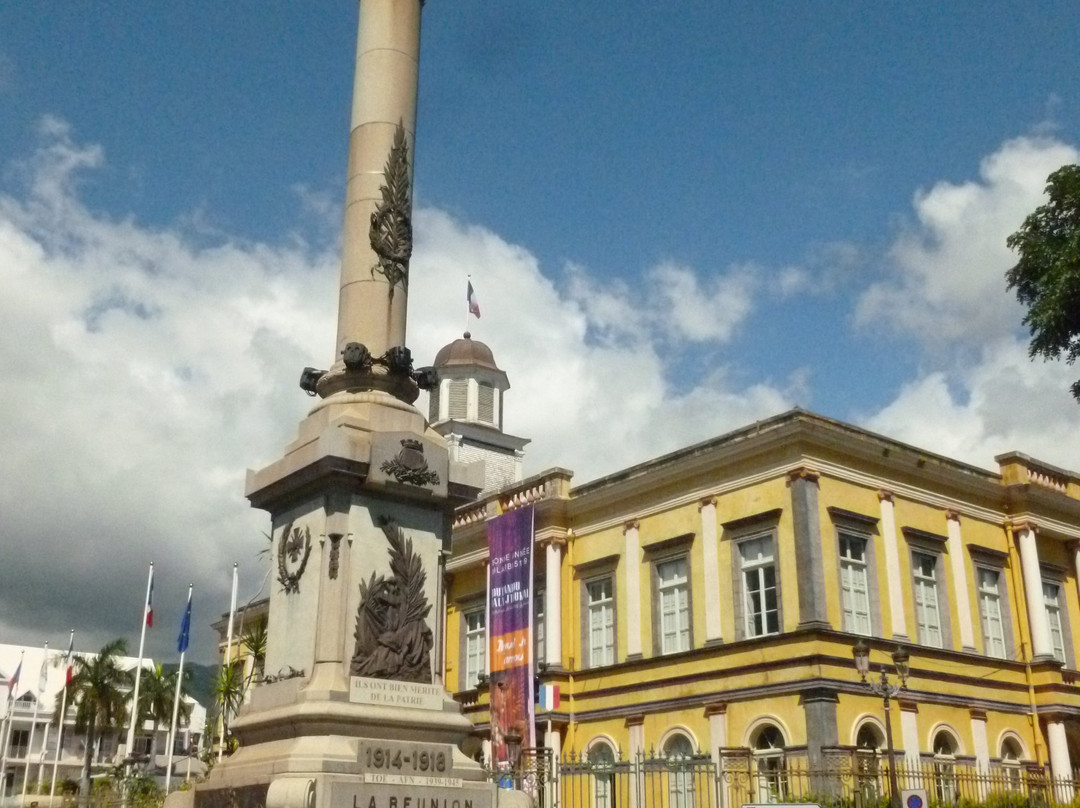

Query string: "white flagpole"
[21, 642, 48, 800]
[0, 650, 25, 796]
[50, 629, 74, 798]
[125, 563, 154, 775]
[165, 585, 193, 793]
[219, 563, 238, 763]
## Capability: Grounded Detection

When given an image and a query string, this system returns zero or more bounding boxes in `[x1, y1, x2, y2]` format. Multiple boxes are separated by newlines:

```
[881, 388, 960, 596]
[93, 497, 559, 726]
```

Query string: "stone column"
[802, 688, 840, 798]
[878, 491, 908, 639]
[624, 521, 642, 660]
[946, 512, 976, 652]
[700, 498, 724, 644]
[899, 700, 921, 767]
[543, 537, 565, 668]
[626, 714, 645, 808]
[788, 469, 830, 629]
[337, 0, 423, 360]
[1046, 718, 1075, 802]
[1017, 524, 1054, 661]
[970, 709, 990, 771]
[705, 703, 727, 767]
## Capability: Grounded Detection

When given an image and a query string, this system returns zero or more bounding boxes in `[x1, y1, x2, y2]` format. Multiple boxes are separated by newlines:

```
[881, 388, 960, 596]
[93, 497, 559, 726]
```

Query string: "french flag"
[467, 281, 481, 319]
[145, 575, 154, 628]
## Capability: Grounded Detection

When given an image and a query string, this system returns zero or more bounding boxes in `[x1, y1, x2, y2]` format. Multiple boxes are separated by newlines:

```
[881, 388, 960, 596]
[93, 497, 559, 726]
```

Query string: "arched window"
[751, 724, 787, 803]
[854, 722, 885, 802]
[664, 733, 696, 808]
[932, 730, 958, 803]
[588, 741, 616, 808]
[1000, 737, 1023, 790]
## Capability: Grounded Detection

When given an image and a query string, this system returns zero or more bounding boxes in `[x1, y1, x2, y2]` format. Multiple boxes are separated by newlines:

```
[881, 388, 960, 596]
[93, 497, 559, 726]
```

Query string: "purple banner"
[487, 505, 535, 763]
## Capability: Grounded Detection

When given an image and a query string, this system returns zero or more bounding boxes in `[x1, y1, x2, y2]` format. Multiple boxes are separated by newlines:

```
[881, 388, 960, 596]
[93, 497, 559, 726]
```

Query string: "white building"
[0, 643, 206, 797]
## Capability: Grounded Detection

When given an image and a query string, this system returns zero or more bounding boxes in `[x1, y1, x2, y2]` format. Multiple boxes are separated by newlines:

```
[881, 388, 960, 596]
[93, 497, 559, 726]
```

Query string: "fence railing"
[495, 748, 1080, 808]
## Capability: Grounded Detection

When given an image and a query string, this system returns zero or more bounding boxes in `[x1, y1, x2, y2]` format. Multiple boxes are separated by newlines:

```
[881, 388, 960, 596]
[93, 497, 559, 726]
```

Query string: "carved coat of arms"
[380, 438, 439, 487]
[350, 517, 433, 683]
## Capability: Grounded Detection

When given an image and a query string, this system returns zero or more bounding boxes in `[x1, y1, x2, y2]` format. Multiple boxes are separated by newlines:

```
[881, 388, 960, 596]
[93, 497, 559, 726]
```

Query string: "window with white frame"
[535, 589, 545, 664]
[932, 730, 958, 803]
[589, 741, 616, 808]
[977, 567, 1007, 659]
[1043, 582, 1066, 664]
[587, 578, 616, 667]
[1000, 737, 1023, 790]
[740, 536, 779, 638]
[839, 532, 872, 636]
[752, 725, 787, 803]
[664, 733, 697, 808]
[658, 557, 691, 654]
[464, 608, 486, 687]
[912, 551, 943, 648]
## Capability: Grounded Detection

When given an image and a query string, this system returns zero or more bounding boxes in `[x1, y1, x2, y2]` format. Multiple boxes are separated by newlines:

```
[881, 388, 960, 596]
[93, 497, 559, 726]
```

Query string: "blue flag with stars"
[177, 591, 192, 654]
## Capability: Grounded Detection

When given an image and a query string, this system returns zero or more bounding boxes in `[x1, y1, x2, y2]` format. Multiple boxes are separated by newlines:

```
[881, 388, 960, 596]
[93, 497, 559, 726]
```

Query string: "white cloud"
[858, 134, 1080, 475]
[863, 338, 1080, 474]
[0, 123, 790, 661]
[856, 135, 1080, 345]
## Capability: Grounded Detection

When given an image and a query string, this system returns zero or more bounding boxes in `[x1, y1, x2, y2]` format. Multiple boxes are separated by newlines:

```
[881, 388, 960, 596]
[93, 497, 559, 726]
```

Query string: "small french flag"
[145, 575, 154, 628]
[538, 683, 560, 712]
[467, 280, 481, 319]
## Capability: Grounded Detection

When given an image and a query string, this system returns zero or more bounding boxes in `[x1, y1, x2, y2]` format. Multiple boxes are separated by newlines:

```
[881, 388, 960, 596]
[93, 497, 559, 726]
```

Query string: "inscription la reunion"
[352, 797, 473, 808]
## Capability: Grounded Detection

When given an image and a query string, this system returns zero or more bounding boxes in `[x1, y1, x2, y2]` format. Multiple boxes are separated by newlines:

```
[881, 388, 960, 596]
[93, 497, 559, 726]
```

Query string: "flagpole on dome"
[219, 563, 239, 763]
[50, 629, 74, 798]
[20, 641, 49, 800]
[165, 585, 193, 794]
[124, 562, 154, 780]
[0, 650, 25, 791]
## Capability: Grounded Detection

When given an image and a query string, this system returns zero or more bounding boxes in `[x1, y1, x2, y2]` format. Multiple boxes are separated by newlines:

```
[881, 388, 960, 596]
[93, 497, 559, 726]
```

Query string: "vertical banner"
[487, 504, 535, 765]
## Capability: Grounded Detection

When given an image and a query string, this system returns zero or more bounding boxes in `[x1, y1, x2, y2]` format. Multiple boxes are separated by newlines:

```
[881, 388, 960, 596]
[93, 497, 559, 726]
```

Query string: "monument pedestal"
[169, 392, 506, 808]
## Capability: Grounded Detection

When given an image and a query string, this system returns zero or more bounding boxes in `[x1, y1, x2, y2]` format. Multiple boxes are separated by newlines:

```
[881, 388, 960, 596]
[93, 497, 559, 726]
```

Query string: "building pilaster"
[1016, 523, 1054, 661]
[946, 512, 976, 652]
[700, 497, 723, 644]
[624, 521, 643, 660]
[788, 468, 829, 629]
[878, 491, 908, 639]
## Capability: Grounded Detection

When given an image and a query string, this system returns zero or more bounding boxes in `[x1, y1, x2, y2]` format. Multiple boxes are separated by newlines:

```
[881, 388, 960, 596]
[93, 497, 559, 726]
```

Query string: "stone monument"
[171, 2, 515, 808]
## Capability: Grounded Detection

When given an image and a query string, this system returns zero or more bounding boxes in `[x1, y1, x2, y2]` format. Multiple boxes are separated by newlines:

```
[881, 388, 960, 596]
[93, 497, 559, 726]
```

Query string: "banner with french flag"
[538, 683, 560, 712]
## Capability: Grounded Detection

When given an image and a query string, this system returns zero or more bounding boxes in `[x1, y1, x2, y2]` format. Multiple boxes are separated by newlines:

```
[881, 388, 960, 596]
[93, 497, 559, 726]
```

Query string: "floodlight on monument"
[413, 366, 439, 390]
[299, 367, 326, 396]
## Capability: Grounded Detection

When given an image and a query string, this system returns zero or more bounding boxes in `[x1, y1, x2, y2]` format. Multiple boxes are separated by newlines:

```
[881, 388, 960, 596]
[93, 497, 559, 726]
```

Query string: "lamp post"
[853, 641, 910, 808]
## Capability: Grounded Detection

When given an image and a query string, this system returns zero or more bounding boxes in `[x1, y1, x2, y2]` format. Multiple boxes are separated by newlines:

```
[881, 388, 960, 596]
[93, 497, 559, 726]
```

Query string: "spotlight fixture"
[299, 367, 326, 396]
[413, 366, 439, 390]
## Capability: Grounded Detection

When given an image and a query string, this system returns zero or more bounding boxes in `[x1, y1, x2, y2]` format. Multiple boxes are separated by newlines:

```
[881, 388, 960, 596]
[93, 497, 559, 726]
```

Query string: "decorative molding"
[786, 467, 820, 485]
[623, 520, 640, 533]
[350, 517, 433, 683]
[969, 708, 987, 721]
[704, 702, 727, 717]
[721, 508, 783, 534]
[624, 713, 644, 727]
[826, 506, 880, 530]
[641, 532, 695, 557]
[699, 496, 717, 510]
[901, 526, 949, 545]
[277, 524, 312, 595]
[946, 510, 962, 523]
[369, 123, 412, 298]
[897, 699, 919, 713]
[877, 489, 894, 503]
[328, 533, 342, 580]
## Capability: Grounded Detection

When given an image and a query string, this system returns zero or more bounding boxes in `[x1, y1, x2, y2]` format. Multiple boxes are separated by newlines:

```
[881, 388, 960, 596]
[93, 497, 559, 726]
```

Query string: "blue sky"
[1, 2, 1079, 664]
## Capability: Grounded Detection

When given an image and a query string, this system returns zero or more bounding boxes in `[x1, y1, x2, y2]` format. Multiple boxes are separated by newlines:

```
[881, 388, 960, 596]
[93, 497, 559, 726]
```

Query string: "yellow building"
[445, 408, 1080, 804]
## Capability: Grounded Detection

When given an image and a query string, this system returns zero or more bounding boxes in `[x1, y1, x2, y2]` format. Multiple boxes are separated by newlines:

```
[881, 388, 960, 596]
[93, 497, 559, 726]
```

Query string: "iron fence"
[495, 748, 1080, 808]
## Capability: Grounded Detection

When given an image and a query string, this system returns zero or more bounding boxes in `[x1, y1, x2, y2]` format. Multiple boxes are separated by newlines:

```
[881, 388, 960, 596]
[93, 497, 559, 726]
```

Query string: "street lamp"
[853, 641, 910, 808]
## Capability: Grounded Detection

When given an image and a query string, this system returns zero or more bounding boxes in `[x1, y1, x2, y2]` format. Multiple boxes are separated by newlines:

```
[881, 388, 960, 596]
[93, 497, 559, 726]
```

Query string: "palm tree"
[63, 638, 133, 808]
[213, 663, 245, 755]
[137, 665, 190, 769]
[240, 619, 268, 686]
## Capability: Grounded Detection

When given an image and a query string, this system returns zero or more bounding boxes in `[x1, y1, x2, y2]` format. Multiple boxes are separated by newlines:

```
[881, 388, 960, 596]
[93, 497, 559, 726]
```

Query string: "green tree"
[137, 665, 190, 767]
[213, 662, 245, 755]
[62, 638, 134, 808]
[239, 618, 268, 686]
[1006, 163, 1080, 400]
